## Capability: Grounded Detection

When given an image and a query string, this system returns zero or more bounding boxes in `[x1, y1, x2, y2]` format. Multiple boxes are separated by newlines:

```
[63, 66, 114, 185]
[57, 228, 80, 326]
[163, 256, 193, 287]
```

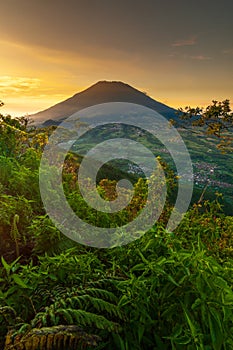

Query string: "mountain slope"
[31, 81, 178, 124]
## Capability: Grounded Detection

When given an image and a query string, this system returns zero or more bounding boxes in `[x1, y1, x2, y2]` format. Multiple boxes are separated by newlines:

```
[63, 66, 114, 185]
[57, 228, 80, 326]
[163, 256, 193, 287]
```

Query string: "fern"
[4, 325, 100, 350]
[31, 292, 121, 332]
[79, 287, 118, 303]
[67, 295, 123, 319]
[58, 308, 119, 332]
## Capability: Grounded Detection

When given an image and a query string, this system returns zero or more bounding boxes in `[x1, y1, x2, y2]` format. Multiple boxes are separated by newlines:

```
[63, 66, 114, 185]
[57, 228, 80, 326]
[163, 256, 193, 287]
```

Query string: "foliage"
[0, 112, 233, 349]
[176, 99, 233, 152]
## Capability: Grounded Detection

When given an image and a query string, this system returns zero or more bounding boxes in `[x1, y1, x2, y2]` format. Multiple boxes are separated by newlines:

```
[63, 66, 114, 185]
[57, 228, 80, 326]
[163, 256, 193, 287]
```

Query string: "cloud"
[223, 49, 233, 55]
[0, 76, 41, 94]
[168, 51, 212, 61]
[190, 55, 212, 61]
[172, 37, 197, 47]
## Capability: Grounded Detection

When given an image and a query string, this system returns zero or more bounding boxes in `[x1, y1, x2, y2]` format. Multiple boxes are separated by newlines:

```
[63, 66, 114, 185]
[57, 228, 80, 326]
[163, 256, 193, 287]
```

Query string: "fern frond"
[67, 309, 120, 332]
[68, 295, 123, 319]
[80, 287, 118, 303]
[4, 325, 100, 350]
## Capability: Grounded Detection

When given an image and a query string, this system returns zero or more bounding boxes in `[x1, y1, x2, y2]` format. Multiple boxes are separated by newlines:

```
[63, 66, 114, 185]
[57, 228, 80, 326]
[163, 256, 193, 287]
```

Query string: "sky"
[0, 0, 233, 116]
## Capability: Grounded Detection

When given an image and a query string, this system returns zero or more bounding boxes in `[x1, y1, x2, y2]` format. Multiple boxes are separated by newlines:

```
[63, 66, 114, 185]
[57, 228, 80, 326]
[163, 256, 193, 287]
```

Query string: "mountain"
[31, 81, 178, 125]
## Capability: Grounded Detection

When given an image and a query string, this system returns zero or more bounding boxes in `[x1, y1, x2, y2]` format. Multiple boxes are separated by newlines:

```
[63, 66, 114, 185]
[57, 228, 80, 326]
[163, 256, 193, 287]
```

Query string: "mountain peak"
[80, 80, 137, 94]
[94, 80, 129, 86]
[31, 81, 177, 124]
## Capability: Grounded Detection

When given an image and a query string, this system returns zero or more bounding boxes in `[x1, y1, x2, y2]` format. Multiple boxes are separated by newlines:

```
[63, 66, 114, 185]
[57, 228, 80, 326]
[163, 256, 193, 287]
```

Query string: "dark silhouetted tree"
[176, 99, 233, 152]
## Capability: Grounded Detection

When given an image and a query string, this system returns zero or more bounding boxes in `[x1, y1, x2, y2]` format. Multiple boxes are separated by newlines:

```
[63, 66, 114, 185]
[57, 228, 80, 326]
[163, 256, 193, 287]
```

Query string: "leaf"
[118, 295, 131, 308]
[174, 335, 191, 345]
[49, 274, 58, 281]
[191, 298, 202, 310]
[130, 263, 146, 272]
[181, 303, 197, 338]
[208, 307, 224, 350]
[171, 324, 183, 338]
[12, 274, 31, 289]
[135, 323, 145, 343]
[1, 256, 11, 274]
[167, 274, 180, 286]
[214, 276, 231, 293]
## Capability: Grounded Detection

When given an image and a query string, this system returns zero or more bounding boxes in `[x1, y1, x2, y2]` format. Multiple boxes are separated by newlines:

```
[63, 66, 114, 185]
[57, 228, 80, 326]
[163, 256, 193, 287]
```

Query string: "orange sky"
[0, 1, 232, 117]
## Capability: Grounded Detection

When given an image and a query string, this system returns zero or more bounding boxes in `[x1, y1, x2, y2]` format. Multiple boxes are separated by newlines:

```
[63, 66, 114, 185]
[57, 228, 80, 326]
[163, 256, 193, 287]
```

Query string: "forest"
[0, 101, 233, 350]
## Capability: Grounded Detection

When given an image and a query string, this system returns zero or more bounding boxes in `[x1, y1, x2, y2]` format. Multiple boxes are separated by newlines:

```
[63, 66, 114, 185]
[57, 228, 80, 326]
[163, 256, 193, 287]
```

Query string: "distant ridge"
[31, 81, 178, 125]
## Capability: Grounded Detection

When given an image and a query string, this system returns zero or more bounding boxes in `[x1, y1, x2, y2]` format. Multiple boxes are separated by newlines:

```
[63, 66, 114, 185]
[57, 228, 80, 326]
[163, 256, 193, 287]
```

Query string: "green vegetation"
[176, 99, 233, 152]
[1, 104, 233, 349]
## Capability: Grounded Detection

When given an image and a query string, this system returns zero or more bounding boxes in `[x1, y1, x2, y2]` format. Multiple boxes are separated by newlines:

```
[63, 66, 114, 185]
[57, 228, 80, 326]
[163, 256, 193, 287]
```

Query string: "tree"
[176, 99, 233, 152]
[0, 101, 56, 156]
